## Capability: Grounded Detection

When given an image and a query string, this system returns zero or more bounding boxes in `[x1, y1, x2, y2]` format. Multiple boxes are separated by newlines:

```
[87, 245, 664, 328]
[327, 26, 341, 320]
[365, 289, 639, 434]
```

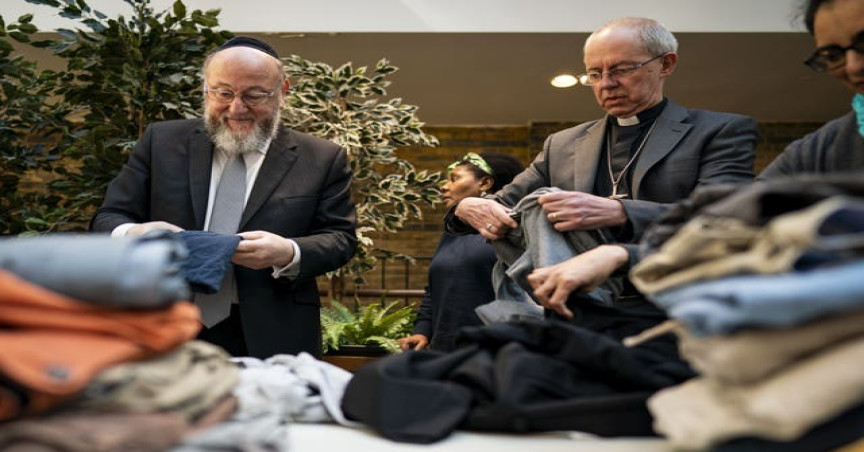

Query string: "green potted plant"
[320, 299, 415, 371]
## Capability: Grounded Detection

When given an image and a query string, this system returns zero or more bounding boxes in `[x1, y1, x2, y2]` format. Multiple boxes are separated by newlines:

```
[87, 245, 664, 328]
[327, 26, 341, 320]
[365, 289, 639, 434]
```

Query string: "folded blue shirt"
[176, 231, 242, 294]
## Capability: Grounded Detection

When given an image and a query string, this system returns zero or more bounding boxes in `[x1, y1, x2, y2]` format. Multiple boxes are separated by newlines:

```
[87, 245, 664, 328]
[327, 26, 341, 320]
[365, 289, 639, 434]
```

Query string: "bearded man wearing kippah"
[91, 37, 358, 359]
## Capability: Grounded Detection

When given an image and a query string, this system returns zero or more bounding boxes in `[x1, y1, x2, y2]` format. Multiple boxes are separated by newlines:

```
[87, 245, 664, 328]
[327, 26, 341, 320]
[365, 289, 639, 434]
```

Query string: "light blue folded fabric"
[0, 231, 190, 308]
[651, 259, 864, 337]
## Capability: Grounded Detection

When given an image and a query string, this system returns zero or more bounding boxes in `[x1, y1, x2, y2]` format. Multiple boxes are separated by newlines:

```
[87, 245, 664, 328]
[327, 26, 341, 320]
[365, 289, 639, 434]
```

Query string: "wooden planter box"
[322, 345, 390, 372]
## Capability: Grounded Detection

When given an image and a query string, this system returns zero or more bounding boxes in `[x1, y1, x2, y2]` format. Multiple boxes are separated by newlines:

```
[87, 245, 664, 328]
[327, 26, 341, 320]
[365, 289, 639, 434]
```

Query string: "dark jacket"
[91, 119, 357, 358]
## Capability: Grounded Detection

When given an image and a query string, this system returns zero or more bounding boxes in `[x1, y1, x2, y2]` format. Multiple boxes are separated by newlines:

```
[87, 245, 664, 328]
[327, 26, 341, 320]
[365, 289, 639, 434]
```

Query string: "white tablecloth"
[289, 423, 671, 452]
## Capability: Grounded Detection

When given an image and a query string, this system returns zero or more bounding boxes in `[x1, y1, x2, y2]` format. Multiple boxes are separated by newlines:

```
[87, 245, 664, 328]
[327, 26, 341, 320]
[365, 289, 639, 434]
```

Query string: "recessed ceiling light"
[550, 74, 578, 88]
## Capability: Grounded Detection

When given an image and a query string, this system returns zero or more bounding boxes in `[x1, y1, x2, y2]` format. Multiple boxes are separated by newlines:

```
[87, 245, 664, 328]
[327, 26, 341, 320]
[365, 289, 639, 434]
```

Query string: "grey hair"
[586, 17, 679, 56]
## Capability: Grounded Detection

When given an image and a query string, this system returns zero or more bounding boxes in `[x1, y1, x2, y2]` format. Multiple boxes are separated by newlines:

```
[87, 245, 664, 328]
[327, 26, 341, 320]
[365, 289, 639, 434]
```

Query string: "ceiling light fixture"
[550, 74, 578, 88]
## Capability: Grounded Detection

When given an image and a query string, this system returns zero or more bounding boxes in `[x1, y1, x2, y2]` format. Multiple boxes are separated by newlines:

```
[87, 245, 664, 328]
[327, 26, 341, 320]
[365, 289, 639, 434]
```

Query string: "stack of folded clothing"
[0, 233, 240, 451]
[629, 176, 864, 451]
[0, 232, 361, 451]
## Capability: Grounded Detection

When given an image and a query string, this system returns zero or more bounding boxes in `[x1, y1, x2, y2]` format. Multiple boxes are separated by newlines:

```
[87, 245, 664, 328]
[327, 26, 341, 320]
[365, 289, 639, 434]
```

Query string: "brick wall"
[332, 120, 827, 304]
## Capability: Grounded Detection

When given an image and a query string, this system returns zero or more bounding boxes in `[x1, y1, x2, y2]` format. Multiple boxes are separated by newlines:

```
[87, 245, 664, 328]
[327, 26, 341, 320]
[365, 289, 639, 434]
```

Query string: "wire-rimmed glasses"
[577, 53, 668, 86]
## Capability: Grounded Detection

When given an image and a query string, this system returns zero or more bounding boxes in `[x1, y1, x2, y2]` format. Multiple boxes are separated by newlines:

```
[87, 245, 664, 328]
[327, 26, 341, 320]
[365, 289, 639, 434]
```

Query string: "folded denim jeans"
[0, 231, 190, 309]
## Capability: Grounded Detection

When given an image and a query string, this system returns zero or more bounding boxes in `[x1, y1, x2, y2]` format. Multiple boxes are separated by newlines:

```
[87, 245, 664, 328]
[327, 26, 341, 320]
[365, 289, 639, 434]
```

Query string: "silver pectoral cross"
[609, 183, 628, 200]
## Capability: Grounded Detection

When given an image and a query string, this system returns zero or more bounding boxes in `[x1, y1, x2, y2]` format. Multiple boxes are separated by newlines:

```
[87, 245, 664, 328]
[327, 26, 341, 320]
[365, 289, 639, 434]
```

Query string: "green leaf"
[58, 6, 83, 20]
[17, 23, 38, 33]
[56, 28, 77, 40]
[26, 0, 62, 7]
[8, 31, 29, 43]
[81, 18, 105, 32]
[173, 0, 187, 18]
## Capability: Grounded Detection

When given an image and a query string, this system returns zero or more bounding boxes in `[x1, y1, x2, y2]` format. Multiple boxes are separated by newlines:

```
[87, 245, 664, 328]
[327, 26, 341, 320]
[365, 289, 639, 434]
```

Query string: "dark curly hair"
[802, 0, 833, 35]
[457, 152, 525, 193]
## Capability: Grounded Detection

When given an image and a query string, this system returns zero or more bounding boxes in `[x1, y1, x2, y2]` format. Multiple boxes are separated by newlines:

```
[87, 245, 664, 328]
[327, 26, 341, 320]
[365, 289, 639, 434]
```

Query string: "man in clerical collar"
[445, 17, 758, 345]
[449, 16, 757, 246]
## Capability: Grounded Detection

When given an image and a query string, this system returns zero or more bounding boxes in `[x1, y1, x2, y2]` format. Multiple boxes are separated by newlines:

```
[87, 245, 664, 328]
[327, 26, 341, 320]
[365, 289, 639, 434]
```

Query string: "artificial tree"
[1, 0, 230, 233]
[0, 12, 66, 234]
[283, 55, 441, 287]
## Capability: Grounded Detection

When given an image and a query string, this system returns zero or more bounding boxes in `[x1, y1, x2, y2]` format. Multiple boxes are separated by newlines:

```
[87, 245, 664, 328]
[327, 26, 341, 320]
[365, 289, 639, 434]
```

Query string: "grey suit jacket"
[758, 111, 864, 180]
[494, 100, 758, 240]
[90, 118, 357, 358]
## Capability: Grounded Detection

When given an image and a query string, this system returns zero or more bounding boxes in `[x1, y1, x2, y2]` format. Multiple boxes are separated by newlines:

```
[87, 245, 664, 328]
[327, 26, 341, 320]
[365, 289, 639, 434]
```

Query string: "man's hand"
[527, 245, 630, 318]
[537, 190, 627, 232]
[398, 334, 429, 351]
[454, 197, 519, 240]
[234, 230, 294, 269]
[127, 221, 184, 236]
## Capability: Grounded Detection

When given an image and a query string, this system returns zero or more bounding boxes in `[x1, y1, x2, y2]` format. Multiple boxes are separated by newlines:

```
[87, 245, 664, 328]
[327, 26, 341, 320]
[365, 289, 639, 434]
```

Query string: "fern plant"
[321, 300, 416, 354]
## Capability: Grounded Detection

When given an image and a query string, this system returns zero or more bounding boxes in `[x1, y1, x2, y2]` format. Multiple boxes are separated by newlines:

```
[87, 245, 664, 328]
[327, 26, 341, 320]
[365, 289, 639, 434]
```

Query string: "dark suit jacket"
[90, 118, 357, 358]
[494, 101, 758, 240]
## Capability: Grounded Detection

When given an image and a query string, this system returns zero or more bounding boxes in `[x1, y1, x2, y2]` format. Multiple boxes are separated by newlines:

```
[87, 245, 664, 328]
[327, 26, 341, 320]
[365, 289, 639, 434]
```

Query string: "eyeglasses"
[577, 53, 667, 86]
[447, 152, 494, 176]
[804, 32, 864, 73]
[203, 87, 277, 106]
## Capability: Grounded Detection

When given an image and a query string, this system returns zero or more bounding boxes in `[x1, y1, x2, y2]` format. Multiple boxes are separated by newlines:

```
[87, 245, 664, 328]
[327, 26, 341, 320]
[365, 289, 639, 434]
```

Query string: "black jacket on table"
[343, 318, 696, 443]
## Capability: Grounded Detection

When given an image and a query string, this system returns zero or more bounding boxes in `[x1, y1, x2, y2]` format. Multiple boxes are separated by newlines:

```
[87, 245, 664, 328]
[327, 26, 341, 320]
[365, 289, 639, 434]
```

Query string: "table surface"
[289, 423, 672, 452]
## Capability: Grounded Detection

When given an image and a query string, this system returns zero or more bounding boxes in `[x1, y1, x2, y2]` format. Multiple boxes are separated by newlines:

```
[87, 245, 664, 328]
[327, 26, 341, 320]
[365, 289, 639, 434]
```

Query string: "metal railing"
[322, 255, 432, 306]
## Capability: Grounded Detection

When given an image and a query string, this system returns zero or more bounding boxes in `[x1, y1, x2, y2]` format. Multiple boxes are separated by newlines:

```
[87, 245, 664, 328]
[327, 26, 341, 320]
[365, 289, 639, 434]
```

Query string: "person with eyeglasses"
[758, 0, 864, 178]
[528, 0, 864, 321]
[399, 152, 524, 352]
[90, 37, 357, 359]
[446, 18, 758, 350]
[451, 17, 757, 245]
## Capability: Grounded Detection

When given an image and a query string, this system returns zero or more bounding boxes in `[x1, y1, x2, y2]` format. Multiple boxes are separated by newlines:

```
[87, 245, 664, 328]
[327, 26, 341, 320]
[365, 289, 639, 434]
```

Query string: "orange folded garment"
[0, 269, 201, 420]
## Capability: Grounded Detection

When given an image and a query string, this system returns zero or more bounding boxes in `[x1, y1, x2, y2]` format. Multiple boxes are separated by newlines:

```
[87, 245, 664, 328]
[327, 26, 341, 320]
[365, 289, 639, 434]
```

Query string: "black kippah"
[218, 36, 279, 59]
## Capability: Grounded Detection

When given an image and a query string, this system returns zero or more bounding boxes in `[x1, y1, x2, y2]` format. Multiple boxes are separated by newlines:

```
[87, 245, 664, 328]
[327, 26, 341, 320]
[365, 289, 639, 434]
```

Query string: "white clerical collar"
[616, 115, 640, 126]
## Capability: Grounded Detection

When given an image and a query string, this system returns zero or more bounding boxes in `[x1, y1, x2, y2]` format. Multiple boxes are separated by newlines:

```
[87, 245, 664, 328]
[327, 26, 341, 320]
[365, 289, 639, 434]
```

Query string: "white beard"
[205, 106, 280, 156]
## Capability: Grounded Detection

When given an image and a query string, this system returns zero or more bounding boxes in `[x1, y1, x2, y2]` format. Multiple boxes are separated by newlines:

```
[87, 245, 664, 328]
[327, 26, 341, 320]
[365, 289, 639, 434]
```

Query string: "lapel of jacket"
[631, 101, 691, 197]
[572, 120, 606, 192]
[240, 126, 299, 229]
[189, 124, 214, 229]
